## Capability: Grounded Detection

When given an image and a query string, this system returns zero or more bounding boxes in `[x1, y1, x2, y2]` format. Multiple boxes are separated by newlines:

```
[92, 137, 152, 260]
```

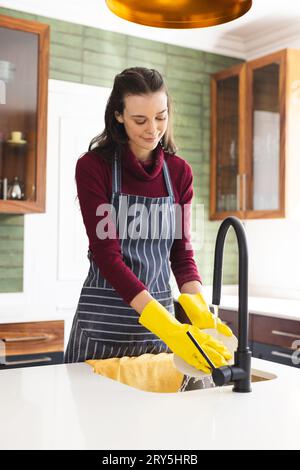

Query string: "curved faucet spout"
[211, 216, 252, 393]
[212, 216, 249, 350]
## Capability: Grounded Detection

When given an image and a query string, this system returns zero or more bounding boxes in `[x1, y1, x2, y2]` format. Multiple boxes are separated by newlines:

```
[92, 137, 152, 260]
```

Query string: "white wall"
[245, 219, 300, 300]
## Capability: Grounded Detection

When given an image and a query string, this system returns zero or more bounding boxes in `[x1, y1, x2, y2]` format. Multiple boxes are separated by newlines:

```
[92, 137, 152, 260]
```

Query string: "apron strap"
[162, 160, 175, 201]
[112, 152, 121, 195]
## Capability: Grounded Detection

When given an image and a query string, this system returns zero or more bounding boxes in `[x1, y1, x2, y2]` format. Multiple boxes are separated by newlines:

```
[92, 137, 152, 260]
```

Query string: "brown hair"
[88, 67, 177, 163]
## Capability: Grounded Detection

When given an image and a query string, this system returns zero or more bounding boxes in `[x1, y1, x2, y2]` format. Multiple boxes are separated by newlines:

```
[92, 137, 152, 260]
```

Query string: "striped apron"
[64, 153, 176, 363]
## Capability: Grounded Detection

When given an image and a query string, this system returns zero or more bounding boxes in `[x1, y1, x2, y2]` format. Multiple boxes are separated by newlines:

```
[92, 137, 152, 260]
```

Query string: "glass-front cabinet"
[246, 53, 284, 217]
[0, 15, 49, 213]
[210, 50, 290, 220]
[211, 63, 245, 219]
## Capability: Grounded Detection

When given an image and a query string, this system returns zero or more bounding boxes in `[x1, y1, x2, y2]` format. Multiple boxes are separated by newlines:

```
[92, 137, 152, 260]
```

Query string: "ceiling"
[2, 0, 300, 58]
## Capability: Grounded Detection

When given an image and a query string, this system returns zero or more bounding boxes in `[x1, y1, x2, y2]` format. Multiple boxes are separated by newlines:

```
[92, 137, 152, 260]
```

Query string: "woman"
[64, 67, 232, 373]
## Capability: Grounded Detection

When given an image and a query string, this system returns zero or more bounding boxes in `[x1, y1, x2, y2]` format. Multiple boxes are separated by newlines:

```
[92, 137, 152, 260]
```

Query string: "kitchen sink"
[88, 362, 277, 393]
[249, 368, 277, 383]
[87, 354, 277, 393]
[179, 367, 277, 392]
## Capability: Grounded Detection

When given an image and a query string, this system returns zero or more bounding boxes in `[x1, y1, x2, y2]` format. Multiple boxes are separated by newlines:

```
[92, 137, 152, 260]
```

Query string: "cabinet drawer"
[0, 320, 64, 356]
[252, 314, 300, 349]
[0, 351, 64, 370]
[252, 341, 300, 369]
[219, 309, 239, 337]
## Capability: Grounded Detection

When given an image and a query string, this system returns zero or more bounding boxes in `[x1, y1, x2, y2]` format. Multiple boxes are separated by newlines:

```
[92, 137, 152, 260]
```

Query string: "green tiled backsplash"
[0, 7, 242, 293]
[0, 215, 24, 292]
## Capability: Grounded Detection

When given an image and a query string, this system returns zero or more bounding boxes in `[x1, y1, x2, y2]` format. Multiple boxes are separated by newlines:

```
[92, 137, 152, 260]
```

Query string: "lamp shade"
[105, 0, 252, 29]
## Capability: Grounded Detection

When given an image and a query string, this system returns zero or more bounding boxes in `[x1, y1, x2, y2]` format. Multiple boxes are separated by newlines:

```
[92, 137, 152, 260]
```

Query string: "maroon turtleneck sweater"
[75, 143, 202, 304]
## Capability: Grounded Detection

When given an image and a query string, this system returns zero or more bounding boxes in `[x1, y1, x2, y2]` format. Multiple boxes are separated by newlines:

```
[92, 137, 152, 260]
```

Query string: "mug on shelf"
[6, 131, 27, 145]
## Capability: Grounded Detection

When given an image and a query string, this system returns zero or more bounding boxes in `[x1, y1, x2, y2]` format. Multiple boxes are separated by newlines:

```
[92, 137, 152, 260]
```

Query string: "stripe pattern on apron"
[64, 152, 176, 363]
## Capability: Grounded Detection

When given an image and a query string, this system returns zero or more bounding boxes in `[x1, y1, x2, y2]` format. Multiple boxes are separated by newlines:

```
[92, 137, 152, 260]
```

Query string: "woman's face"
[115, 91, 168, 157]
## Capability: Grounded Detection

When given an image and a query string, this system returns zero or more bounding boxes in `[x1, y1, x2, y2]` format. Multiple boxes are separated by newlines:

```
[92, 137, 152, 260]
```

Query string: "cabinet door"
[245, 51, 285, 218]
[252, 314, 300, 349]
[210, 63, 246, 220]
[0, 14, 49, 214]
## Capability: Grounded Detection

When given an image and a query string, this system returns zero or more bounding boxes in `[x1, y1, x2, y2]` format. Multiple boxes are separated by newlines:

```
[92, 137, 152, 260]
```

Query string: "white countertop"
[0, 357, 299, 450]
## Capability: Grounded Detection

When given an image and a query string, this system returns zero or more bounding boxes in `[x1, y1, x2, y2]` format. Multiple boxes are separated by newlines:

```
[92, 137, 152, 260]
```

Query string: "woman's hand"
[178, 292, 233, 337]
[138, 298, 232, 373]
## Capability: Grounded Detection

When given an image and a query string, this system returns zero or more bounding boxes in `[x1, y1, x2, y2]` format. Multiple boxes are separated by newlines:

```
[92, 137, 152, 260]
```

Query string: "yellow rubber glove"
[138, 299, 232, 374]
[178, 292, 233, 337]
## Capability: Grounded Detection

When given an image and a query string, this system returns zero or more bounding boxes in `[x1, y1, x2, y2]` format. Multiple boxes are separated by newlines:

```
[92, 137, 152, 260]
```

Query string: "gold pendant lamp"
[105, 0, 252, 29]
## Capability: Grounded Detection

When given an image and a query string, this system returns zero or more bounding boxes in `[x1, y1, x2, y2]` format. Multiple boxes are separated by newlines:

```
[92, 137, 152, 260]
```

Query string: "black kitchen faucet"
[210, 216, 252, 392]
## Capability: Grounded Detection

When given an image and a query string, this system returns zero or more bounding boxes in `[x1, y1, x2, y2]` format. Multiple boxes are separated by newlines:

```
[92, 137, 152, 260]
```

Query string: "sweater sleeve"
[170, 160, 203, 290]
[75, 155, 147, 305]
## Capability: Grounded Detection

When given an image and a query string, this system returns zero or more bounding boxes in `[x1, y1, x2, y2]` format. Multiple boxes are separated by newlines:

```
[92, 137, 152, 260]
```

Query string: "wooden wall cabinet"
[210, 49, 300, 220]
[0, 14, 49, 213]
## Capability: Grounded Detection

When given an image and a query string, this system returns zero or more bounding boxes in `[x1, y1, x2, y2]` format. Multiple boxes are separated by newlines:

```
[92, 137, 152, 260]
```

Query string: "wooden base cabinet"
[252, 342, 300, 369]
[252, 313, 300, 369]
[0, 320, 64, 369]
[219, 308, 300, 369]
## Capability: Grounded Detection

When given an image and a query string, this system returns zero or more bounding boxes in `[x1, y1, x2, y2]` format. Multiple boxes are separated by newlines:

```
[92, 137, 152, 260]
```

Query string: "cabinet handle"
[236, 174, 241, 211]
[1, 356, 52, 366]
[242, 174, 247, 211]
[271, 350, 294, 359]
[0, 335, 48, 343]
[272, 330, 300, 339]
